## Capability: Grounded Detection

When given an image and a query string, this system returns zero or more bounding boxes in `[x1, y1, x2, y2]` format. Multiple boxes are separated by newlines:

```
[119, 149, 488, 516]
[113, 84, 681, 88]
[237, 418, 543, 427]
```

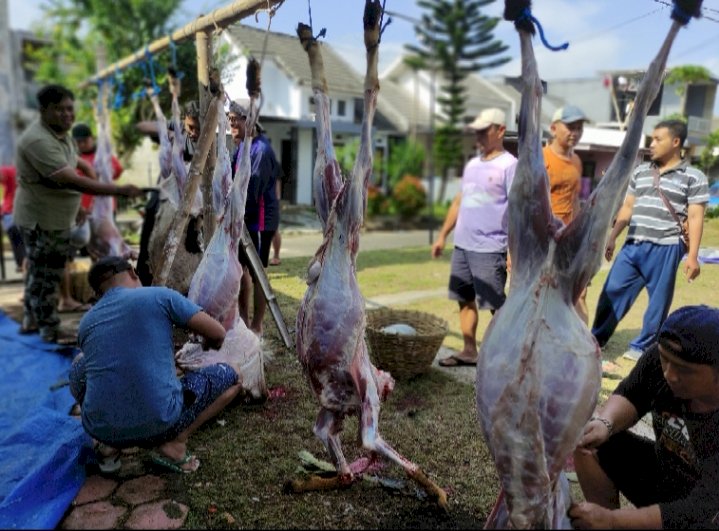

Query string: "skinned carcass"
[476, 1, 702, 528]
[147, 73, 203, 294]
[86, 83, 135, 260]
[176, 88, 267, 401]
[290, 0, 447, 509]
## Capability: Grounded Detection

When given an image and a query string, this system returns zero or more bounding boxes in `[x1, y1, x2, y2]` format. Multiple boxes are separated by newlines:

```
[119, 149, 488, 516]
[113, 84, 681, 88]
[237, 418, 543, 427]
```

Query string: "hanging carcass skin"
[289, 0, 447, 509]
[175, 80, 266, 402]
[86, 83, 135, 260]
[476, 1, 702, 528]
[147, 73, 204, 294]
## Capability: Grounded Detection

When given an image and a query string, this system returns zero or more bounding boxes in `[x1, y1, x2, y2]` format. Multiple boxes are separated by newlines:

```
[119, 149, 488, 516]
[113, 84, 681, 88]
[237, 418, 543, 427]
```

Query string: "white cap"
[229, 99, 263, 131]
[468, 108, 506, 131]
[552, 105, 589, 124]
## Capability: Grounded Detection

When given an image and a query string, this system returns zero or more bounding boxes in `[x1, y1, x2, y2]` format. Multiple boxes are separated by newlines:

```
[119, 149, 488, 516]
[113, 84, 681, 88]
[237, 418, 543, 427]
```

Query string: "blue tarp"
[0, 311, 92, 530]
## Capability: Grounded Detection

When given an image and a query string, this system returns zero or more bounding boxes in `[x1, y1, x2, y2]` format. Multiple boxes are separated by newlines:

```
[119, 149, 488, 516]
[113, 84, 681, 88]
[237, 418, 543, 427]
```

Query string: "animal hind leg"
[285, 407, 355, 493]
[353, 360, 448, 509]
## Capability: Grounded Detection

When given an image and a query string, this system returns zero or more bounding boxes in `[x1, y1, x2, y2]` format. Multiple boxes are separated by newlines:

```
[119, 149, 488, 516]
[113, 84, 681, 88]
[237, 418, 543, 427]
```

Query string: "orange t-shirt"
[543, 145, 582, 225]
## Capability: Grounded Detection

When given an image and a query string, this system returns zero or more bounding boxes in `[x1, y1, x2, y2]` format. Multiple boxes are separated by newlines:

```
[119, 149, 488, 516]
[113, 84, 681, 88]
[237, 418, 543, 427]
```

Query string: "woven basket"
[365, 308, 448, 380]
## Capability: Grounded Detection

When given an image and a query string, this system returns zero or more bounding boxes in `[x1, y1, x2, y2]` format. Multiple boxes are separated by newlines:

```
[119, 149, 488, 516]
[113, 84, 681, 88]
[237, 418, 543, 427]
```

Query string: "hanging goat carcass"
[288, 0, 447, 509]
[86, 83, 135, 260]
[476, 1, 703, 528]
[147, 73, 204, 294]
[175, 77, 267, 402]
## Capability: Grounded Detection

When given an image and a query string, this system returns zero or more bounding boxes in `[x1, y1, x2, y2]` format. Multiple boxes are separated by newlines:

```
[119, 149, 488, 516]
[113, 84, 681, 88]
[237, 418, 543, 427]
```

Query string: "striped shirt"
[626, 160, 708, 245]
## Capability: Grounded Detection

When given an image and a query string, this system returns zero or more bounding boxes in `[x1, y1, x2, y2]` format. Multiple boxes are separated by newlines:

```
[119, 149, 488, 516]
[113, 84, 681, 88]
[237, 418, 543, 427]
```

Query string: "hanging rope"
[112, 67, 125, 110]
[306, 0, 327, 40]
[168, 36, 185, 80]
[516, 7, 569, 51]
[378, 0, 392, 42]
[145, 46, 161, 93]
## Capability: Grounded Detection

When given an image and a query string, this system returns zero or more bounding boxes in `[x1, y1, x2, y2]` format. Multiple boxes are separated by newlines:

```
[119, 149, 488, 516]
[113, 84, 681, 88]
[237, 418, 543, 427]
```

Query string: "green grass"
[178, 217, 719, 528]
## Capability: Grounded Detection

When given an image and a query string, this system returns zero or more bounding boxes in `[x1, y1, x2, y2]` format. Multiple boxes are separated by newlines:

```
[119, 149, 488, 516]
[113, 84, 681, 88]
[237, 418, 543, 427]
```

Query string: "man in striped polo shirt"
[591, 119, 709, 362]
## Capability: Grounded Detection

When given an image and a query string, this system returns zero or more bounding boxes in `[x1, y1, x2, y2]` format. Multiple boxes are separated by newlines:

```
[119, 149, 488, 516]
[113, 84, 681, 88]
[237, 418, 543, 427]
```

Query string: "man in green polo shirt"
[14, 84, 141, 344]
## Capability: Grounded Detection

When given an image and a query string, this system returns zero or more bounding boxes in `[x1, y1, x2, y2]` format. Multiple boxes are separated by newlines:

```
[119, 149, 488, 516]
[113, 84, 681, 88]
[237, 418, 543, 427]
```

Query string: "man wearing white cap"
[431, 108, 517, 367]
[544, 105, 589, 322]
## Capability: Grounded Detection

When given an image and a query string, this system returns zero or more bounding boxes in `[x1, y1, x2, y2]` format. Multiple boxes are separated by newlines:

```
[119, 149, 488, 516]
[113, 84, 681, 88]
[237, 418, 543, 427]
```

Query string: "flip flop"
[58, 302, 92, 313]
[94, 442, 122, 473]
[269, 257, 281, 266]
[438, 355, 477, 367]
[151, 451, 200, 474]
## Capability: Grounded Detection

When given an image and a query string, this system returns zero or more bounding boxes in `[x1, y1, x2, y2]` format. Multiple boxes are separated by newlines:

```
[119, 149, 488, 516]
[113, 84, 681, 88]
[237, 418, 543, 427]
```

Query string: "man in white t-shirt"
[431, 108, 518, 366]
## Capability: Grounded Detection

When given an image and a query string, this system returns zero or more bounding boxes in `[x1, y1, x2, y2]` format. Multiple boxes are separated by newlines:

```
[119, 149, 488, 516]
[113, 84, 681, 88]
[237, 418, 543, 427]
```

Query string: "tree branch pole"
[80, 0, 284, 87]
[196, 29, 218, 242]
[153, 95, 220, 286]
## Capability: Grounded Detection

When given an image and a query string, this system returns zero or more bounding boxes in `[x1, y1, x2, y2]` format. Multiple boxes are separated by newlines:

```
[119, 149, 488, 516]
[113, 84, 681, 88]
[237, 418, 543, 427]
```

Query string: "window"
[337, 100, 346, 117]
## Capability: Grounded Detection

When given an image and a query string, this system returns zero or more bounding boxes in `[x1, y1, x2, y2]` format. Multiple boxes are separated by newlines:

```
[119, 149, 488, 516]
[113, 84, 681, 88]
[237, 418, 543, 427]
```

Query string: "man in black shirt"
[570, 305, 719, 529]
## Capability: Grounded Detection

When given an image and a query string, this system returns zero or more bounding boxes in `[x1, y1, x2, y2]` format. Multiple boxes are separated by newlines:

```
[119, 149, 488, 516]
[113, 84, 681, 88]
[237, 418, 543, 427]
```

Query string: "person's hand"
[431, 236, 445, 258]
[604, 238, 616, 261]
[576, 417, 611, 454]
[115, 184, 142, 198]
[75, 208, 88, 226]
[568, 502, 614, 530]
[683, 256, 700, 283]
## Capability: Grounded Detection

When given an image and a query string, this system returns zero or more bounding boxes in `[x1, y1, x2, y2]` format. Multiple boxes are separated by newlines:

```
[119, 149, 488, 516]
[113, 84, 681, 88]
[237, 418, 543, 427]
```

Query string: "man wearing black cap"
[69, 256, 242, 473]
[570, 305, 719, 529]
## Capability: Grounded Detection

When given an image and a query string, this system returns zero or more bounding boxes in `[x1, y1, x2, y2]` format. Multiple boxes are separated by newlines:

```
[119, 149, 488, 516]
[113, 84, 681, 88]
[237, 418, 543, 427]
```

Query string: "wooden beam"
[81, 0, 284, 87]
[196, 30, 218, 242]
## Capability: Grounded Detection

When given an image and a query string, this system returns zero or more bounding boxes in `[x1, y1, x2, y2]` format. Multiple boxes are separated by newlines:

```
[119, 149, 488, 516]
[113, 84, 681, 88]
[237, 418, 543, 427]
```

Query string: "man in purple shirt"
[431, 108, 517, 366]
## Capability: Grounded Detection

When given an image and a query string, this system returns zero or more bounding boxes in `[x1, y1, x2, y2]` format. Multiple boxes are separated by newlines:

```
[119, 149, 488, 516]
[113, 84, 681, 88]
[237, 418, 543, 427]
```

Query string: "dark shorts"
[239, 229, 276, 272]
[596, 431, 661, 508]
[71, 354, 238, 448]
[138, 363, 238, 446]
[448, 247, 507, 310]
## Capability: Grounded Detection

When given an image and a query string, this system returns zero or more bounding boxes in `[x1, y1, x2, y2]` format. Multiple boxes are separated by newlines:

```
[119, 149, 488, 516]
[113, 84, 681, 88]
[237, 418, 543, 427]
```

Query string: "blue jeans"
[591, 240, 684, 352]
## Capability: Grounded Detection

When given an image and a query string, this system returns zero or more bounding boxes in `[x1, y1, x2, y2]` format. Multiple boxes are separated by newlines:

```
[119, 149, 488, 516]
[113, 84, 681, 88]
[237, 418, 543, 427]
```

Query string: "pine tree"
[405, 0, 510, 201]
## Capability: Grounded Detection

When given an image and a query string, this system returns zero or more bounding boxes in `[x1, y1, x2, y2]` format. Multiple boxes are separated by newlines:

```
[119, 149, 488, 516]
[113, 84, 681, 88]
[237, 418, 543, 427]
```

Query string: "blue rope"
[112, 67, 125, 110]
[671, 3, 691, 24]
[144, 46, 161, 94]
[168, 36, 185, 80]
[518, 7, 569, 51]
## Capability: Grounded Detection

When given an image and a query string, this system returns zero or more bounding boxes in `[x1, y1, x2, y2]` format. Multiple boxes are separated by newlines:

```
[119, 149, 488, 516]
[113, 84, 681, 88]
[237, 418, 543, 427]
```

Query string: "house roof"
[225, 24, 406, 131]
[225, 24, 364, 94]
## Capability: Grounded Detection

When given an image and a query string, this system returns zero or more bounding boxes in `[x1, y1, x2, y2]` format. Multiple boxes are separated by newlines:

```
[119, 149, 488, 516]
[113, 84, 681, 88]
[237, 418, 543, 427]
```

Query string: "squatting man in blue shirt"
[69, 256, 242, 473]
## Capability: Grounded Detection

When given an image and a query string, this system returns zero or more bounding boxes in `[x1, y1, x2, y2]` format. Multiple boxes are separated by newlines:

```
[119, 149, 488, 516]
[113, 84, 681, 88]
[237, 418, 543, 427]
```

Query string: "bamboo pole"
[80, 0, 284, 87]
[196, 29, 218, 242]
[152, 95, 220, 286]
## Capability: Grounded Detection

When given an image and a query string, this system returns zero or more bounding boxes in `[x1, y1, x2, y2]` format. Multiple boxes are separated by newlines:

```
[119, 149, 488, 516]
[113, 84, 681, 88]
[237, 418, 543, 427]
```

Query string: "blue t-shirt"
[232, 134, 281, 232]
[77, 286, 202, 444]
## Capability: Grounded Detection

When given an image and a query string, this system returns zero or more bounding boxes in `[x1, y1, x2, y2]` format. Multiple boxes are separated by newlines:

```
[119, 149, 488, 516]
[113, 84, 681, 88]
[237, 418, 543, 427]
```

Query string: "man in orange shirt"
[544, 105, 589, 322]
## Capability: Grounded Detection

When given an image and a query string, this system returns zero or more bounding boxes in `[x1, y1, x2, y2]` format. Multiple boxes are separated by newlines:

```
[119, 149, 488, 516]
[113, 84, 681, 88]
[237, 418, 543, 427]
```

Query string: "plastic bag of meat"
[175, 318, 267, 401]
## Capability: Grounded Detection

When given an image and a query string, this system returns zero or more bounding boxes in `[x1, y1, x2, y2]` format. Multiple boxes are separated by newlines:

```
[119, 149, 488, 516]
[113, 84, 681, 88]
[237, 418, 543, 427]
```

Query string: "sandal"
[94, 442, 122, 473]
[438, 354, 477, 367]
[151, 451, 200, 474]
[58, 302, 92, 313]
[269, 257, 281, 266]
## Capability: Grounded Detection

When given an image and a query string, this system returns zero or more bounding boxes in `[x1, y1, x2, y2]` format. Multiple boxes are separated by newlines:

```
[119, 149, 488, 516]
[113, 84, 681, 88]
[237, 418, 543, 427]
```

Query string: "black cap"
[88, 256, 133, 294]
[658, 305, 719, 366]
[71, 123, 93, 140]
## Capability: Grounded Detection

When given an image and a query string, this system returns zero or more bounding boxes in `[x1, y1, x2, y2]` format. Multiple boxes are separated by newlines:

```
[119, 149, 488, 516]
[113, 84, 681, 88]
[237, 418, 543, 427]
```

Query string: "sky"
[8, 0, 719, 110]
